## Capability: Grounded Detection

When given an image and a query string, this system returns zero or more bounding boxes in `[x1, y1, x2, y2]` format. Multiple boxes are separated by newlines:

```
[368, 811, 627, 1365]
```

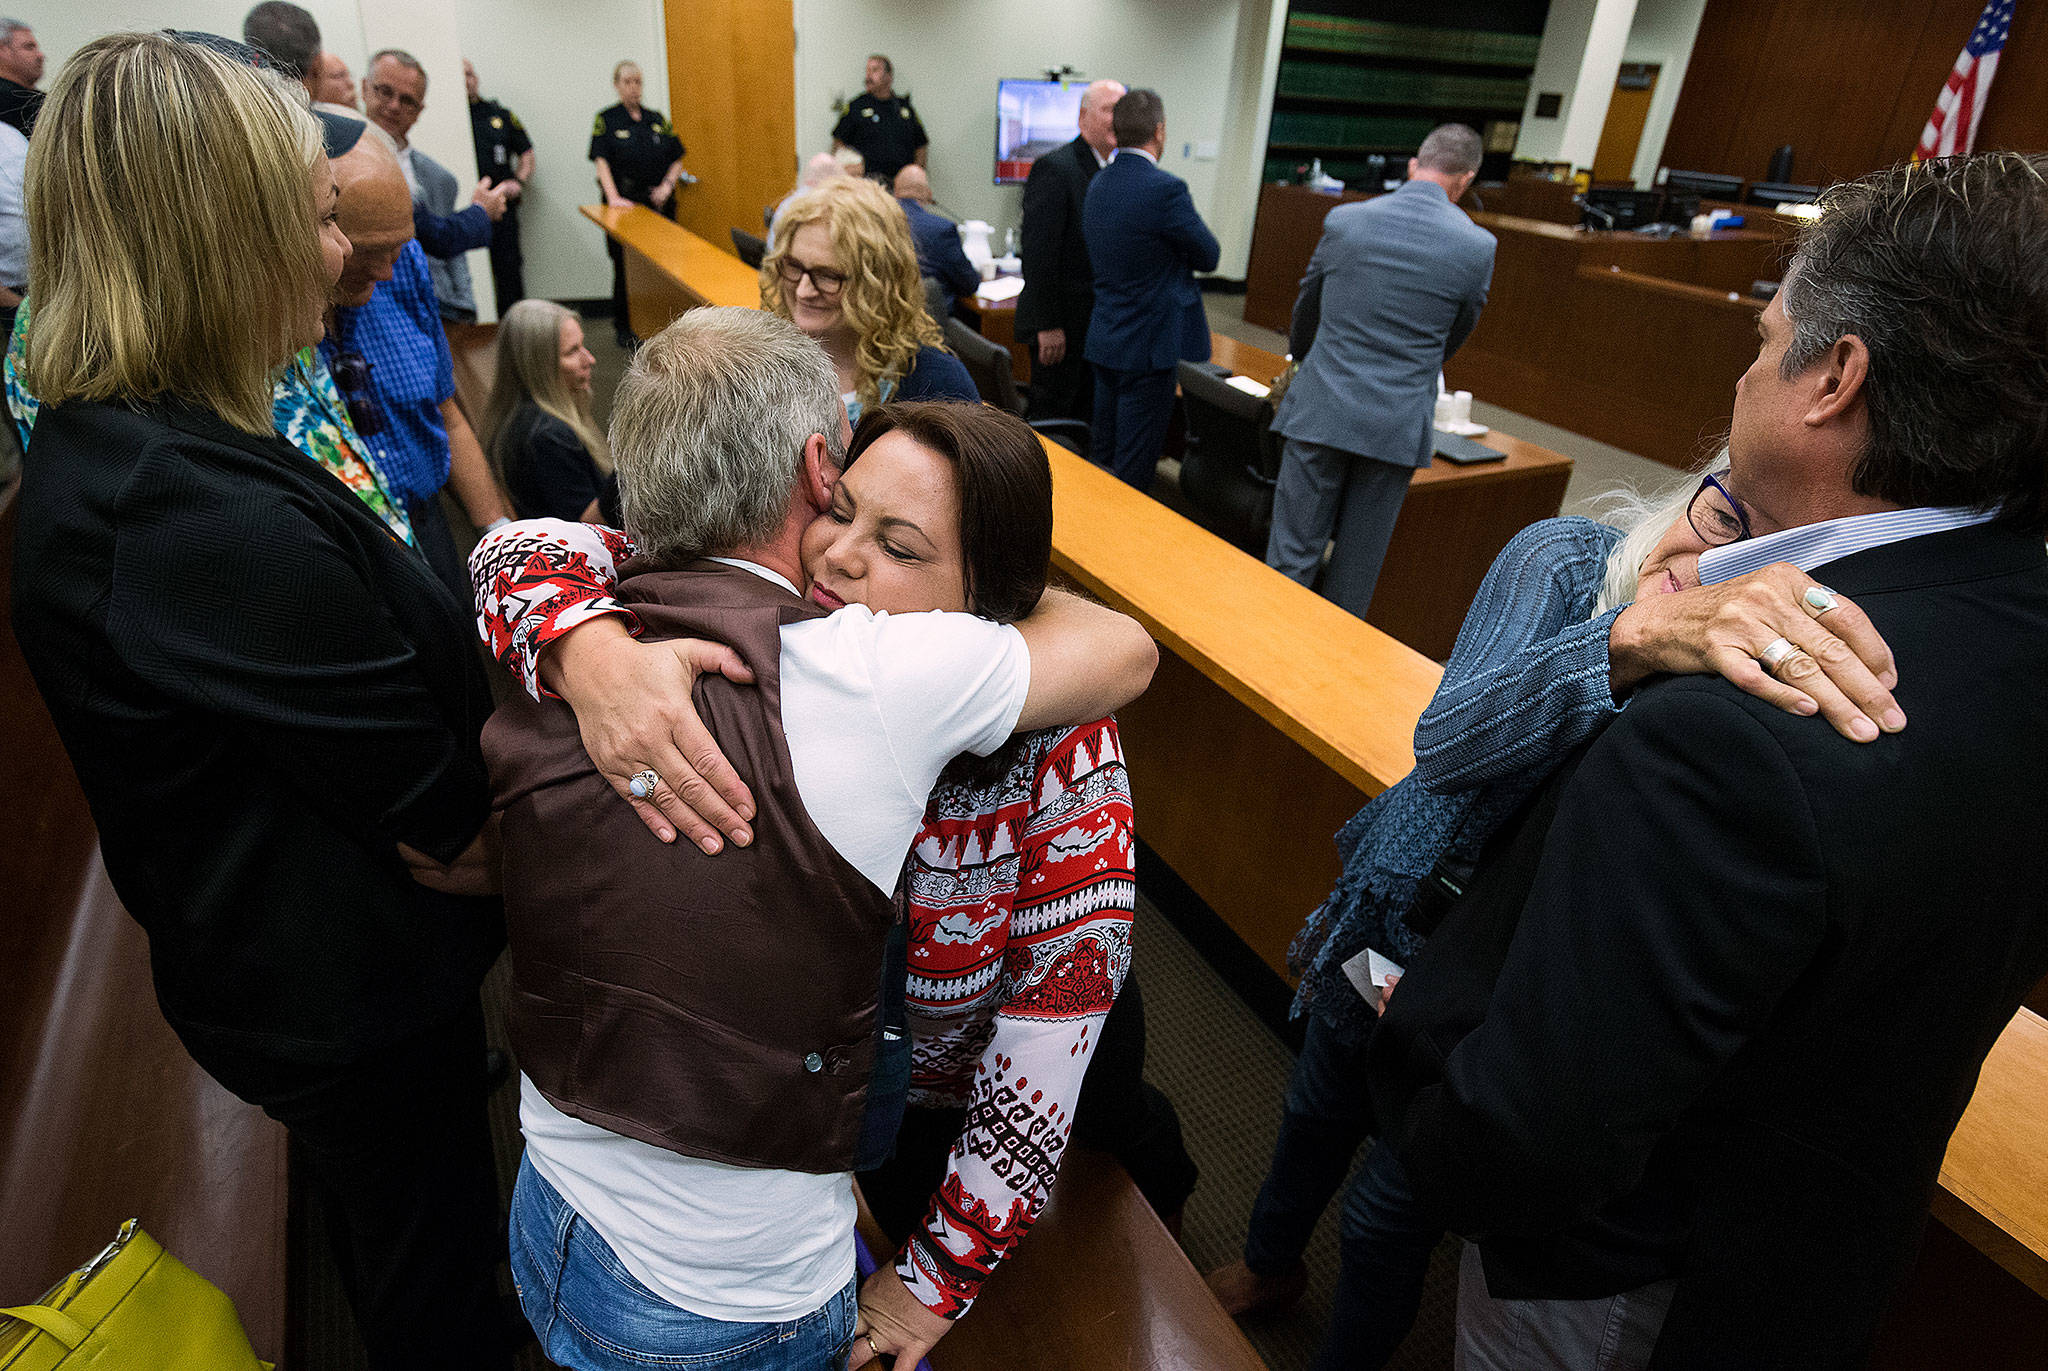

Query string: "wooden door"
[662, 0, 795, 254]
[1592, 63, 1659, 183]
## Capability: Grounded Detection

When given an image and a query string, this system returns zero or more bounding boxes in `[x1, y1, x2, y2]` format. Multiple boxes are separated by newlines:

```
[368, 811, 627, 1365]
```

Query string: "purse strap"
[1, 1303, 91, 1350]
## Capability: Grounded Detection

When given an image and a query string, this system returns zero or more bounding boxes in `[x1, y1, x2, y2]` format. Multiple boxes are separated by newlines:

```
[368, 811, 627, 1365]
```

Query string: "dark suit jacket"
[1016, 135, 1104, 338]
[1368, 521, 2048, 1369]
[898, 196, 980, 299]
[1082, 151, 1219, 373]
[10, 398, 503, 1065]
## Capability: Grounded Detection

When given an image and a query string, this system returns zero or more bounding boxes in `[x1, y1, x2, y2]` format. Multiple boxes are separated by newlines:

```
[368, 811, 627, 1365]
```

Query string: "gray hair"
[611, 308, 847, 564]
[1416, 123, 1483, 177]
[1588, 467, 1713, 616]
[368, 47, 426, 91]
[243, 2, 319, 77]
[0, 18, 32, 45]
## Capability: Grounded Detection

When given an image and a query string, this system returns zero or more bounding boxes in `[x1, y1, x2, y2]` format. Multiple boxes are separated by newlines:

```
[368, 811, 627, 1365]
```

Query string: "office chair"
[921, 275, 951, 327]
[730, 228, 767, 269]
[1175, 362, 1280, 556]
[940, 317, 1091, 458]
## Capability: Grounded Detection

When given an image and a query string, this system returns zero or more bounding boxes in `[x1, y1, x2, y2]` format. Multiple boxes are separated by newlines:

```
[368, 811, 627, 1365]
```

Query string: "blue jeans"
[1244, 1015, 1444, 1371]
[509, 1156, 858, 1370]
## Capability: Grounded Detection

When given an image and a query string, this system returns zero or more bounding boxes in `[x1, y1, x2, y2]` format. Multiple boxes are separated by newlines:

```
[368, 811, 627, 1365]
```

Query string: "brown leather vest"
[482, 559, 896, 1174]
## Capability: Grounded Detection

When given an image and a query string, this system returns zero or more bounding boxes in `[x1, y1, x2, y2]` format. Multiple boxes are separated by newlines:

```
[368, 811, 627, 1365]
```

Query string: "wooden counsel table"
[1202, 333, 1574, 661]
[579, 208, 2048, 1329]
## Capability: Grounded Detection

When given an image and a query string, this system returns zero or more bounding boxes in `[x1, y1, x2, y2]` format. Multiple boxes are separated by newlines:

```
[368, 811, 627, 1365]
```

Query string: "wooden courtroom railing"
[0, 495, 289, 1360]
[566, 210, 2048, 1349]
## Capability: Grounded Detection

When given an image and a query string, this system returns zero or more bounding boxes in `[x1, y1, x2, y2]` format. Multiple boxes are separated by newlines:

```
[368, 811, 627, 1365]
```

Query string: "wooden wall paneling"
[1657, 0, 1774, 174]
[662, 0, 796, 249]
[1665, 0, 2048, 185]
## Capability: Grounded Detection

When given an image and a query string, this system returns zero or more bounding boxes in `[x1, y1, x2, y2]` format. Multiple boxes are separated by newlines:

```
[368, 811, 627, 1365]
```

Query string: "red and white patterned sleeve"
[467, 518, 640, 701]
[896, 721, 1136, 1319]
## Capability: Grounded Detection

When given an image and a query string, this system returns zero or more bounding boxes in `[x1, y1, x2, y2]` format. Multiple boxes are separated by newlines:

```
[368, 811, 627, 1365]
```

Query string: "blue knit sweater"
[1290, 516, 1628, 1038]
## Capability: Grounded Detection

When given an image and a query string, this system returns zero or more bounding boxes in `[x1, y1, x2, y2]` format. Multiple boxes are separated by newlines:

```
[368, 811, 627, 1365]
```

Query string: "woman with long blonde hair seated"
[479, 297, 611, 521]
[762, 174, 975, 422]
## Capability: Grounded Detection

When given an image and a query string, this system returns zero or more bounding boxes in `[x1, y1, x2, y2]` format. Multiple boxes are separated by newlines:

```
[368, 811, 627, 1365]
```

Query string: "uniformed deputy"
[466, 59, 534, 313]
[831, 53, 927, 186]
[591, 59, 686, 347]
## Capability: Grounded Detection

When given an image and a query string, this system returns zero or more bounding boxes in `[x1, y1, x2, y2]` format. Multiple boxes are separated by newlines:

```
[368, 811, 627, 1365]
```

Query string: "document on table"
[1225, 374, 1271, 398]
[974, 276, 1025, 303]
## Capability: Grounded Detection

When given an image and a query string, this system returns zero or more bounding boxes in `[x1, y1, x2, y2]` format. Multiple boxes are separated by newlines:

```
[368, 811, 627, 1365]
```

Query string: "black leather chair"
[941, 317, 1091, 457]
[921, 276, 952, 328]
[730, 227, 767, 269]
[1176, 362, 1280, 556]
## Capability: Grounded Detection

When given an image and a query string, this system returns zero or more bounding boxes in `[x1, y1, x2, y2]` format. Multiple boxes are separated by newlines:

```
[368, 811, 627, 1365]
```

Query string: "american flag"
[1915, 0, 2015, 160]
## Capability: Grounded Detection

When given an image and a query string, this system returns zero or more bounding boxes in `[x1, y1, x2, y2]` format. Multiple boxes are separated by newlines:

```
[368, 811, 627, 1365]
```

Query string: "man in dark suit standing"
[1368, 152, 2048, 1369]
[1016, 78, 1123, 423]
[1082, 89, 1219, 492]
[1267, 124, 1494, 619]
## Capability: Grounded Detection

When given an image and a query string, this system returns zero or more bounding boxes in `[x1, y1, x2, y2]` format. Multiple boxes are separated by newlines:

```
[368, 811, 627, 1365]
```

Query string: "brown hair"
[846, 401, 1052, 623]
[1780, 153, 2048, 528]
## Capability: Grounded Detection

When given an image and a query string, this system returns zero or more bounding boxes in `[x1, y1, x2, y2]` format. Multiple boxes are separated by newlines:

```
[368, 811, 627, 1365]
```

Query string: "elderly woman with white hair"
[1209, 463, 1911, 1369]
[9, 33, 509, 1369]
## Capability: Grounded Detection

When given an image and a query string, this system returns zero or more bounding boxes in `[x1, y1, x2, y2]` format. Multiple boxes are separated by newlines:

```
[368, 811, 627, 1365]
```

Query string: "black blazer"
[500, 401, 604, 523]
[10, 398, 503, 1065]
[1016, 135, 1103, 338]
[1367, 521, 2048, 1369]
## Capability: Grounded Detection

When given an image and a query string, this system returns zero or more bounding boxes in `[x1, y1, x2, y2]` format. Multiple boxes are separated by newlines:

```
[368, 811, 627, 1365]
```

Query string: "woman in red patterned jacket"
[470, 401, 1196, 1369]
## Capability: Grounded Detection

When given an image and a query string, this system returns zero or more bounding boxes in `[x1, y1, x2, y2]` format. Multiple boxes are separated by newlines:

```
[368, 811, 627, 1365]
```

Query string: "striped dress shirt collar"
[1697, 504, 1999, 585]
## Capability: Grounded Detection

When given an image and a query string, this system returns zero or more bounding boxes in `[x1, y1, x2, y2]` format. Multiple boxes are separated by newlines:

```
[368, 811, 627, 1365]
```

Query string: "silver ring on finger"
[1803, 585, 1840, 617]
[1757, 637, 1799, 672]
[628, 768, 662, 800]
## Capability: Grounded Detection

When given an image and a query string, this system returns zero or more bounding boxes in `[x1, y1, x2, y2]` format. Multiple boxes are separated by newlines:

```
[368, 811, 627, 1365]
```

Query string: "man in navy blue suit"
[1082, 89, 1219, 492]
[893, 165, 980, 299]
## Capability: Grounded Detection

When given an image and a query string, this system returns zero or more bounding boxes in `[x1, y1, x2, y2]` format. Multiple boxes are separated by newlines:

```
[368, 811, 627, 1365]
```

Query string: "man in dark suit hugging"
[1081, 88, 1219, 492]
[1368, 152, 2048, 1370]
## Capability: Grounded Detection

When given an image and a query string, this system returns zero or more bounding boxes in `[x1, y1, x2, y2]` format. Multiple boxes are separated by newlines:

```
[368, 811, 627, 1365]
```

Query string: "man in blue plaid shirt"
[321, 130, 509, 593]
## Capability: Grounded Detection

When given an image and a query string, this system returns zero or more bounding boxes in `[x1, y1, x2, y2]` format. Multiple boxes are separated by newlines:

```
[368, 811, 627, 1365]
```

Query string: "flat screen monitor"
[1584, 188, 1661, 230]
[1662, 169, 1745, 202]
[995, 79, 1084, 185]
[1745, 180, 1822, 208]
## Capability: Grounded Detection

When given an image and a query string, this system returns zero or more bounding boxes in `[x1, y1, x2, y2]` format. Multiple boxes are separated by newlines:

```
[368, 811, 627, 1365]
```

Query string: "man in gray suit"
[1265, 124, 1495, 618]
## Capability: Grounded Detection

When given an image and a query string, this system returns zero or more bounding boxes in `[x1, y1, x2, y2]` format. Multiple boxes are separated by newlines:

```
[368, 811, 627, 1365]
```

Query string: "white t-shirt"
[521, 558, 1031, 1322]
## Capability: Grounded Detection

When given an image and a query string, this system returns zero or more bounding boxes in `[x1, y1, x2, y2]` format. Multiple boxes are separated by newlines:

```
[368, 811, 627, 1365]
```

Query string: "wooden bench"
[0, 495, 289, 1358]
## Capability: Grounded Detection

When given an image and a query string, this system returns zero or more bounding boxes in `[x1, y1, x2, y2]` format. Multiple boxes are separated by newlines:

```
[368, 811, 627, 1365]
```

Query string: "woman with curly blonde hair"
[761, 174, 976, 421]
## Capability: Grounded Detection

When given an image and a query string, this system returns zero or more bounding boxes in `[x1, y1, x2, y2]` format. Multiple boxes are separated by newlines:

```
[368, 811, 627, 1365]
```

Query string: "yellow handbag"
[0, 1220, 272, 1371]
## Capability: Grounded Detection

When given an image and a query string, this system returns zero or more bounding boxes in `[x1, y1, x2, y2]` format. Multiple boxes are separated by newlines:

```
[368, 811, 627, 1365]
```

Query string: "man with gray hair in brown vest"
[482, 307, 1157, 1370]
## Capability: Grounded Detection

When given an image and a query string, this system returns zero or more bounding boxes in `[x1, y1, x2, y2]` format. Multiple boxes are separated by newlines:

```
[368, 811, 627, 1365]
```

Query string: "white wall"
[30, 0, 667, 307]
[453, 0, 669, 302]
[1515, 0, 1640, 167]
[791, 0, 1275, 277]
[1620, 0, 1709, 187]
